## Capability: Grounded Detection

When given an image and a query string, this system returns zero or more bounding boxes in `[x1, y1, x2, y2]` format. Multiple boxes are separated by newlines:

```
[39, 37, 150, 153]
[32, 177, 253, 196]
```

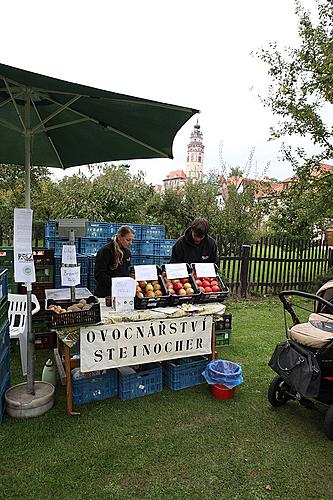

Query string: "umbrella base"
[5, 381, 55, 418]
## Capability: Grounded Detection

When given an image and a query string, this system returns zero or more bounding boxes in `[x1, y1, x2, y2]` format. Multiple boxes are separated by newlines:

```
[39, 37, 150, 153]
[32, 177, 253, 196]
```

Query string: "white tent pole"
[24, 90, 35, 395]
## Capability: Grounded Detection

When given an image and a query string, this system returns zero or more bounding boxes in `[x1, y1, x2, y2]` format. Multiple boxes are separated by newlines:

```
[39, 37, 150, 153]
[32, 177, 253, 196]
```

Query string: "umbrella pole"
[25, 93, 35, 395]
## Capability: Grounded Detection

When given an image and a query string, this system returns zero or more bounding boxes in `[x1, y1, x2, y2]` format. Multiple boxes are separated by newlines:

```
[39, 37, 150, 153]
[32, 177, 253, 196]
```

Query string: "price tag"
[61, 266, 80, 286]
[134, 265, 158, 281]
[112, 277, 136, 298]
[194, 263, 216, 278]
[165, 263, 188, 279]
[62, 245, 77, 265]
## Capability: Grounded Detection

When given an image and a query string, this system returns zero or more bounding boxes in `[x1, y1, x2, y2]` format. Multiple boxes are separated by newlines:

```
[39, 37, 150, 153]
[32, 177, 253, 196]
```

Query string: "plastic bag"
[202, 359, 243, 388]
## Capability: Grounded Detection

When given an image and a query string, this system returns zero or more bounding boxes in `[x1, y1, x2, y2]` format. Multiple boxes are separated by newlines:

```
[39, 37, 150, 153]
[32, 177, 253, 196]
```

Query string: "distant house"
[163, 169, 188, 190]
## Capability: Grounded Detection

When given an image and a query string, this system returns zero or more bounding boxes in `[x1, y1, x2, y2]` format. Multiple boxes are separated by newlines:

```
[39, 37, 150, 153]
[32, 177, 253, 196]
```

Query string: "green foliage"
[256, 0, 333, 161]
[268, 171, 333, 239]
[217, 184, 257, 246]
[255, 0, 333, 238]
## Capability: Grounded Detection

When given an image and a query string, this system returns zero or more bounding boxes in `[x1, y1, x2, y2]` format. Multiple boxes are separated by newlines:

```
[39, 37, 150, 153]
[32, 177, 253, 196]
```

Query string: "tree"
[256, 0, 333, 237]
[256, 0, 333, 168]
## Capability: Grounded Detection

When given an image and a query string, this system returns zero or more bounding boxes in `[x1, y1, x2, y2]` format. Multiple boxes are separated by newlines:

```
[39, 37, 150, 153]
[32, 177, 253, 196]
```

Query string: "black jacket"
[170, 227, 219, 265]
[94, 239, 131, 298]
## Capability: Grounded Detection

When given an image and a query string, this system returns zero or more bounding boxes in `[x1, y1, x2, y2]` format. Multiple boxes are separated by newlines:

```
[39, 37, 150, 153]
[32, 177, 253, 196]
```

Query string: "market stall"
[54, 301, 227, 416]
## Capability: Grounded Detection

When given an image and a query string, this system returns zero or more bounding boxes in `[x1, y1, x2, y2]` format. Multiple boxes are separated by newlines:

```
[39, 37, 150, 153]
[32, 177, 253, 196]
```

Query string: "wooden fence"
[217, 237, 333, 297]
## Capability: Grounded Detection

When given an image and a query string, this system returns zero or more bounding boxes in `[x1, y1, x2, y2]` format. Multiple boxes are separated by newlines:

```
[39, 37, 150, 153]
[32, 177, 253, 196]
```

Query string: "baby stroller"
[268, 281, 333, 440]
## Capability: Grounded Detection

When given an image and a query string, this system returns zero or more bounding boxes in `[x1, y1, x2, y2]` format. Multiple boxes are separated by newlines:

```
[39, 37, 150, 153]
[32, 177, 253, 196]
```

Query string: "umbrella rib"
[31, 95, 82, 134]
[32, 102, 64, 168]
[3, 78, 26, 131]
[0, 117, 23, 133]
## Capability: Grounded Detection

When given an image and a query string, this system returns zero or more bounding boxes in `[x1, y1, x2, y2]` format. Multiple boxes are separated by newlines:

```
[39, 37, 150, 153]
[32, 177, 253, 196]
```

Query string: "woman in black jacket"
[94, 225, 135, 298]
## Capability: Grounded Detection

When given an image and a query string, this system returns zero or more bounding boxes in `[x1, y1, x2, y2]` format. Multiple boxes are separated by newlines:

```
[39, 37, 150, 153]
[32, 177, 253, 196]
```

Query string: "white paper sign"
[13, 208, 36, 283]
[134, 265, 158, 281]
[61, 266, 81, 286]
[165, 263, 188, 279]
[194, 263, 216, 278]
[112, 277, 136, 298]
[80, 315, 212, 372]
[62, 245, 77, 265]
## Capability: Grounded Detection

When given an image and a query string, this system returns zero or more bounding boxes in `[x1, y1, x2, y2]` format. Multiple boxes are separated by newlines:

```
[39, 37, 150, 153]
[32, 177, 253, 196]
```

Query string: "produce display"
[46, 296, 101, 327]
[192, 274, 222, 293]
[136, 280, 166, 299]
[161, 273, 195, 296]
[47, 298, 93, 313]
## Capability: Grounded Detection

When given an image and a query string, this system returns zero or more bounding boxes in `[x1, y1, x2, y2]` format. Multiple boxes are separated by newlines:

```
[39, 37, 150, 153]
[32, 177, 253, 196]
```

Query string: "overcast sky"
[1, 0, 318, 185]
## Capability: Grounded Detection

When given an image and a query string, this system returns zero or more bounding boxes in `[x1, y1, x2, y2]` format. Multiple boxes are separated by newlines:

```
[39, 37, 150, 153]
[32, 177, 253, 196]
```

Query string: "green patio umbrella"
[0, 62, 199, 396]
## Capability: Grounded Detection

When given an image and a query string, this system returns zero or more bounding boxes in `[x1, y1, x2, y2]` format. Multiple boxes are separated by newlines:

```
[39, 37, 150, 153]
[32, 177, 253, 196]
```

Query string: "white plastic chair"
[8, 293, 40, 376]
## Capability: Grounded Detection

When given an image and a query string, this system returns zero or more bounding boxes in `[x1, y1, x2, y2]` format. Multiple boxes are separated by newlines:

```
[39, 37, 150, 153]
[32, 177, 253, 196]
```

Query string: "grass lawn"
[1, 299, 333, 499]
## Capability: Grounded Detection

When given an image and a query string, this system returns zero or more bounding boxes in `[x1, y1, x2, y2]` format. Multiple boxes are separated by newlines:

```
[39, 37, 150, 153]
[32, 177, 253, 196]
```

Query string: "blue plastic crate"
[55, 254, 90, 274]
[164, 356, 209, 390]
[139, 255, 170, 266]
[0, 268, 8, 306]
[45, 220, 57, 238]
[138, 240, 156, 256]
[79, 237, 109, 255]
[141, 225, 165, 240]
[130, 240, 141, 257]
[0, 320, 9, 356]
[55, 274, 89, 289]
[0, 372, 10, 425]
[86, 222, 112, 239]
[118, 363, 163, 400]
[159, 240, 176, 256]
[139, 239, 175, 257]
[72, 369, 118, 405]
[0, 346, 10, 392]
[45, 237, 79, 256]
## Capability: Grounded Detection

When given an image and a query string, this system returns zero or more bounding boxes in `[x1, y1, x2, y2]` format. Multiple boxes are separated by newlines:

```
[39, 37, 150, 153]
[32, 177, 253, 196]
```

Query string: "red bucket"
[211, 384, 236, 400]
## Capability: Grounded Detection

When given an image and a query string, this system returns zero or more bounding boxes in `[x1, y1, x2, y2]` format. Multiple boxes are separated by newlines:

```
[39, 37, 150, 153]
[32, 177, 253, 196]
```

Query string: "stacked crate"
[0, 247, 17, 293]
[214, 314, 233, 357]
[18, 249, 56, 349]
[54, 254, 90, 289]
[0, 269, 10, 424]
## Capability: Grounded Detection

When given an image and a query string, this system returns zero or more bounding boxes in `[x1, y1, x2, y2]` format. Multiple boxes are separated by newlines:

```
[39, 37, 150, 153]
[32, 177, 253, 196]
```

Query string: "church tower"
[185, 120, 204, 181]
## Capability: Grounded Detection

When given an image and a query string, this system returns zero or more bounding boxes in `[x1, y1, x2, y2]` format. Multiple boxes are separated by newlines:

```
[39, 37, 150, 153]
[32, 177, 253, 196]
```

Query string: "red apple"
[168, 288, 176, 295]
[173, 283, 183, 292]
[202, 280, 210, 288]
[211, 285, 220, 292]
[204, 286, 212, 293]
[199, 287, 205, 293]
[145, 290, 155, 297]
[177, 288, 187, 295]
[186, 287, 194, 294]
[210, 280, 218, 287]
[195, 279, 202, 287]
[180, 278, 189, 284]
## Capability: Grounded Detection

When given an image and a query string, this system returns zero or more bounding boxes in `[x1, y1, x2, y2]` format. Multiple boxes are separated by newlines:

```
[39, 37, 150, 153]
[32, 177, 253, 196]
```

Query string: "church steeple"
[185, 120, 204, 181]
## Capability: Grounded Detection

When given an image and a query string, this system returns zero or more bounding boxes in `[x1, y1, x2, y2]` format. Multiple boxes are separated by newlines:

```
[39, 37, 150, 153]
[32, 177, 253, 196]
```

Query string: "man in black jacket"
[170, 218, 219, 265]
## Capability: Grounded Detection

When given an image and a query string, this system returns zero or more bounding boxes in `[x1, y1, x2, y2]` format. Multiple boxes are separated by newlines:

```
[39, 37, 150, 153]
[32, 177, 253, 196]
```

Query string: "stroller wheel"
[268, 375, 293, 407]
[324, 404, 333, 440]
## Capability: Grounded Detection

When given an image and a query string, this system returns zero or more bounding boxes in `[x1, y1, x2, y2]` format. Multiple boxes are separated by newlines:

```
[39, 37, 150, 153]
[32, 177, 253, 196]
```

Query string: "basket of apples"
[131, 268, 170, 309]
[160, 265, 200, 306]
[192, 264, 229, 303]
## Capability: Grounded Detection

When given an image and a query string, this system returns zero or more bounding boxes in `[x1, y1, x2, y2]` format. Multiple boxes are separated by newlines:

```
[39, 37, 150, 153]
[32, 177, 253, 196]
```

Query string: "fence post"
[329, 247, 333, 269]
[240, 245, 251, 298]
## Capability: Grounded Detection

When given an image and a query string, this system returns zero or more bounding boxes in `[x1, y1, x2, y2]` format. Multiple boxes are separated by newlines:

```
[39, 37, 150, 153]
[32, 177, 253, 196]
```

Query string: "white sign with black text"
[80, 315, 212, 372]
